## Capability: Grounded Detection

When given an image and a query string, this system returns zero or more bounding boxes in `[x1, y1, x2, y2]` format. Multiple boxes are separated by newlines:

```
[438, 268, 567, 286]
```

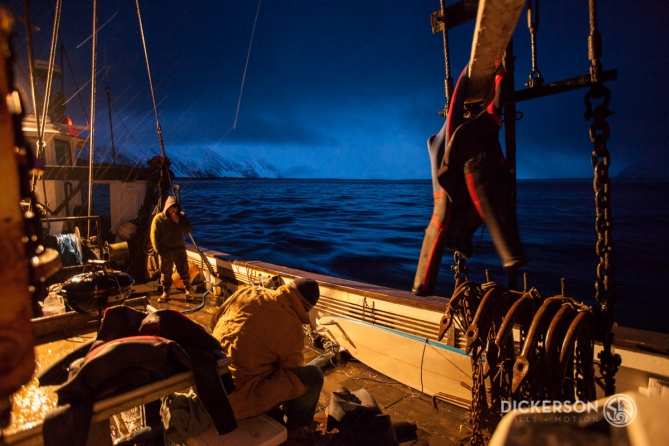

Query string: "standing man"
[150, 195, 192, 303]
[210, 278, 324, 444]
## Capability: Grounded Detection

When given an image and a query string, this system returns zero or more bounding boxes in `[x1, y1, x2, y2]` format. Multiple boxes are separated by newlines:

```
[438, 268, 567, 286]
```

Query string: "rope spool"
[105, 241, 129, 263]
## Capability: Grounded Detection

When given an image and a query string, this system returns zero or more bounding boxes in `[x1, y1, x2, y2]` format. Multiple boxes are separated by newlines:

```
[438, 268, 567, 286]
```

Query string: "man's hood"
[162, 196, 177, 216]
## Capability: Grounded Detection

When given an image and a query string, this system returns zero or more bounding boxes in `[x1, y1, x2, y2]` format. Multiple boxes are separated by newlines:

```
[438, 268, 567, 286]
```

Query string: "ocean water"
[178, 178, 669, 334]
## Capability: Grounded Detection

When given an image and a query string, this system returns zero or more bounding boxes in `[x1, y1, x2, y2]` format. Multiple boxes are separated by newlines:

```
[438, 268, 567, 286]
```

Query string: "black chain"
[585, 0, 619, 397]
[458, 288, 485, 446]
[470, 358, 485, 446]
[585, 84, 615, 307]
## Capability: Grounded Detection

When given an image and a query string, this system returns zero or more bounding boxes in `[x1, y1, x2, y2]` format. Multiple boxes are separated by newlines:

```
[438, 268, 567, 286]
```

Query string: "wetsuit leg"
[413, 192, 450, 296]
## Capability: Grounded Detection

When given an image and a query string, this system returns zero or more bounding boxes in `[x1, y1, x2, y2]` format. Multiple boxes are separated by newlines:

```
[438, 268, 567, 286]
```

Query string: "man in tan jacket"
[210, 278, 323, 444]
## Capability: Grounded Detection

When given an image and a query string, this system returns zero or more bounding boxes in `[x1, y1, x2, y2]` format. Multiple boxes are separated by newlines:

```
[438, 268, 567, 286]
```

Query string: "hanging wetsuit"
[413, 66, 526, 296]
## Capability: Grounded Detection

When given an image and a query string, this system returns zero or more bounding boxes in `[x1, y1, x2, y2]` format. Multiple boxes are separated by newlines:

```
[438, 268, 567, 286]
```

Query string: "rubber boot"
[158, 286, 170, 303]
[184, 281, 193, 302]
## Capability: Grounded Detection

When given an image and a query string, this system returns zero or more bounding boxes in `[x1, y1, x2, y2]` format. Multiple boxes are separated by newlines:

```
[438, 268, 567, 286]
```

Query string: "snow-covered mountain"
[89, 146, 283, 179]
[168, 149, 282, 179]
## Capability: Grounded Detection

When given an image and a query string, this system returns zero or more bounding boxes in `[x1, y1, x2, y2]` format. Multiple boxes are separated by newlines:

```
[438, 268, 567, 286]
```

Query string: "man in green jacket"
[150, 196, 192, 302]
[210, 278, 324, 444]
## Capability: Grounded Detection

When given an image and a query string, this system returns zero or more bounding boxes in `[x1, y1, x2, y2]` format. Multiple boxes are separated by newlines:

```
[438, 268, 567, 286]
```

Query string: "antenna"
[233, 0, 262, 130]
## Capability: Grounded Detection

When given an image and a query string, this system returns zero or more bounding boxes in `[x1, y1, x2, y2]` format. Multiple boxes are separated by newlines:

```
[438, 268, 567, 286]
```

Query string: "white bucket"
[42, 292, 66, 316]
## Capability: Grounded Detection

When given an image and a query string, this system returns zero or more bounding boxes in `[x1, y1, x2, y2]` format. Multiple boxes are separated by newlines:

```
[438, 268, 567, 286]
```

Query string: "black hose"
[181, 290, 209, 314]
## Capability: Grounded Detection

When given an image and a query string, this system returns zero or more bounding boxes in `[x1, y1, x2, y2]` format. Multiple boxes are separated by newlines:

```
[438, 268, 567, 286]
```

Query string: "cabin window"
[54, 138, 72, 166]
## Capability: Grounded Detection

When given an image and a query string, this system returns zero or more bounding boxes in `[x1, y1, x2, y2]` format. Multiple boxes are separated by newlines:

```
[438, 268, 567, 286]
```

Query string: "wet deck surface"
[6, 284, 479, 445]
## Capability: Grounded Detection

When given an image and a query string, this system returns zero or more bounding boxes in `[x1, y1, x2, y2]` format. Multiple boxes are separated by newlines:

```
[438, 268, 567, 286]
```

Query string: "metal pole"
[87, 0, 98, 237]
[503, 38, 518, 291]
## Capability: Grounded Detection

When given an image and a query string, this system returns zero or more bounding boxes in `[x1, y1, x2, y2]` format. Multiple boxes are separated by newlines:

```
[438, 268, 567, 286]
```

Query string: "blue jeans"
[284, 365, 324, 429]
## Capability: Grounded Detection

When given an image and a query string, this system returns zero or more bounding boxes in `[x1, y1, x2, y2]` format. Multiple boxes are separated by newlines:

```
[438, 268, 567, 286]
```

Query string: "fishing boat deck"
[146, 284, 476, 445]
[15, 278, 669, 445]
[8, 283, 477, 445]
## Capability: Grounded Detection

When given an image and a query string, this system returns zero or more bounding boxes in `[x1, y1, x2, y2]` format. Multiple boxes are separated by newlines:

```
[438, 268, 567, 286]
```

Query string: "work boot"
[184, 281, 193, 302]
[158, 286, 170, 303]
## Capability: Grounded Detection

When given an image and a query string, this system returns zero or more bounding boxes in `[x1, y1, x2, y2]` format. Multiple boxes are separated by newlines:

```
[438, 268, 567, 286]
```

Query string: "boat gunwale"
[191, 248, 669, 360]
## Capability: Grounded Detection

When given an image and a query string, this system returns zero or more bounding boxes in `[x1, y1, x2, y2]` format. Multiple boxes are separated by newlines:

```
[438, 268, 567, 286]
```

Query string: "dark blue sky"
[7, 0, 669, 179]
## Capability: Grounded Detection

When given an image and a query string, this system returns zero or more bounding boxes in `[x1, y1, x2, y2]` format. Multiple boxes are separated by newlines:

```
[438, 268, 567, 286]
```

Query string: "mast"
[87, 0, 98, 237]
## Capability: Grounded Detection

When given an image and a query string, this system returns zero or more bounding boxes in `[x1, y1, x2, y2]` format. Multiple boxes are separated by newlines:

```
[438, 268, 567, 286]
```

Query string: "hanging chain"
[458, 288, 484, 446]
[525, 0, 543, 87]
[585, 84, 614, 307]
[470, 358, 485, 446]
[585, 0, 619, 397]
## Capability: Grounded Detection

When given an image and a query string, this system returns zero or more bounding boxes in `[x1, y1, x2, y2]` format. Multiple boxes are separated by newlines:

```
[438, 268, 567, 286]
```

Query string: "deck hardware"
[522, 273, 528, 292]
[585, 0, 619, 397]
[362, 297, 375, 325]
[451, 251, 469, 288]
[432, 391, 471, 412]
[524, 0, 543, 88]
[465, 284, 507, 357]
[511, 296, 569, 393]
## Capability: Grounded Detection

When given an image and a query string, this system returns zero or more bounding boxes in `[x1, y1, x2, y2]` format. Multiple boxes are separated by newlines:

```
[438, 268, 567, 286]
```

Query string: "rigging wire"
[43, 0, 90, 123]
[135, 0, 167, 163]
[38, 0, 62, 145]
[76, 11, 118, 49]
[87, 0, 98, 237]
[439, 0, 453, 114]
[111, 100, 152, 160]
[233, 0, 261, 130]
[22, 0, 42, 202]
[134, 0, 220, 286]
[104, 46, 116, 164]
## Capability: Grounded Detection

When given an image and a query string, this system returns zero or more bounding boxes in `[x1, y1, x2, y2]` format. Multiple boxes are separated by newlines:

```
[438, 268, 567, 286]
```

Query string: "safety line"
[233, 0, 262, 129]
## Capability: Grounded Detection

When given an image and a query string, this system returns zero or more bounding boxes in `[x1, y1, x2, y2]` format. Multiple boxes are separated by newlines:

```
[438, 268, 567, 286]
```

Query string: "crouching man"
[210, 278, 324, 445]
